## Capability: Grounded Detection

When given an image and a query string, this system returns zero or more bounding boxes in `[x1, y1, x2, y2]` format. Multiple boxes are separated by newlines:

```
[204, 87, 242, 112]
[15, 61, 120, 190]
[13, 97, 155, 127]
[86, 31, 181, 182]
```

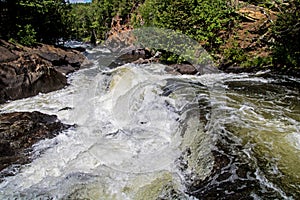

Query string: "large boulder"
[0, 40, 86, 103]
[0, 111, 71, 179]
[33, 44, 85, 70]
[0, 60, 67, 103]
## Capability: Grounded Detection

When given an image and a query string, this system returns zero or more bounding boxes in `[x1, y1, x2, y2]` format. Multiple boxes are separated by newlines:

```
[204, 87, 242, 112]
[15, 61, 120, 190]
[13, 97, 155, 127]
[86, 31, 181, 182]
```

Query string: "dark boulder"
[34, 44, 85, 70]
[0, 56, 67, 104]
[108, 47, 151, 68]
[171, 64, 198, 75]
[0, 40, 86, 103]
[0, 111, 71, 179]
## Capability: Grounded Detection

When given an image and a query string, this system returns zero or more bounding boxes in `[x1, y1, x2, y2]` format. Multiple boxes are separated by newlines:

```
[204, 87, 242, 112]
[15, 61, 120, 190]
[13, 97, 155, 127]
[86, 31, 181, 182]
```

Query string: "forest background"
[0, 0, 299, 73]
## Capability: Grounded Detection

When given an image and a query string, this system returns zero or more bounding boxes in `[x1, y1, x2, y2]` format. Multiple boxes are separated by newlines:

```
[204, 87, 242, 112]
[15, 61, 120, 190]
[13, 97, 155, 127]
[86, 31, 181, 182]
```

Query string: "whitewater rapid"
[0, 46, 299, 199]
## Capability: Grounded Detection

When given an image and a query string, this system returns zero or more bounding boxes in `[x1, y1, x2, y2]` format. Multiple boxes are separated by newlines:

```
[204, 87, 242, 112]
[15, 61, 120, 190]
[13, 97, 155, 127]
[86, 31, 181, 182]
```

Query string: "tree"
[0, 0, 18, 39]
[272, 0, 300, 70]
[69, 0, 144, 41]
[0, 0, 73, 45]
[135, 0, 235, 63]
[15, 0, 72, 44]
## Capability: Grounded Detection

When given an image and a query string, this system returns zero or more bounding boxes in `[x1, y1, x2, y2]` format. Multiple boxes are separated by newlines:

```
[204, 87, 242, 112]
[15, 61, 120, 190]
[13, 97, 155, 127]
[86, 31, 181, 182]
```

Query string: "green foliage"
[137, 0, 235, 50]
[69, 0, 144, 41]
[135, 0, 236, 63]
[272, 0, 300, 70]
[16, 0, 72, 44]
[245, 56, 273, 68]
[0, 0, 72, 45]
[223, 43, 247, 64]
[162, 53, 186, 64]
[17, 24, 37, 46]
[243, 0, 280, 10]
[223, 43, 273, 69]
[2, 0, 298, 74]
[132, 27, 214, 66]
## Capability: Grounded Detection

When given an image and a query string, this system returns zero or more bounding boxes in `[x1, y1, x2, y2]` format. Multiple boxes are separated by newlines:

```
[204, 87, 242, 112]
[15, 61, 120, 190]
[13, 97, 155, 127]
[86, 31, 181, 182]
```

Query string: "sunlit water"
[0, 47, 299, 199]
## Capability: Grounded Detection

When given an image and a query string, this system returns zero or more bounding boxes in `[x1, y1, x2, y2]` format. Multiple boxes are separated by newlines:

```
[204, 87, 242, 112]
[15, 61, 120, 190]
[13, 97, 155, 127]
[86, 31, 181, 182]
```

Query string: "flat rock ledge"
[0, 40, 86, 104]
[0, 111, 72, 180]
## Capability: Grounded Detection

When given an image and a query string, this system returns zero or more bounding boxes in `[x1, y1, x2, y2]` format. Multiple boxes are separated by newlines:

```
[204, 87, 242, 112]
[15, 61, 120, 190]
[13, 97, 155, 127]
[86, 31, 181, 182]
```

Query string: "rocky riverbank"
[0, 40, 86, 104]
[0, 111, 72, 181]
[0, 40, 85, 179]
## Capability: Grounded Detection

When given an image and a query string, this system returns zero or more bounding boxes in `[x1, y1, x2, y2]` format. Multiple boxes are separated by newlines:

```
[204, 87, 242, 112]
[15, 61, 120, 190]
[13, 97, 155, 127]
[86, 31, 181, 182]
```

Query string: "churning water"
[0, 47, 299, 199]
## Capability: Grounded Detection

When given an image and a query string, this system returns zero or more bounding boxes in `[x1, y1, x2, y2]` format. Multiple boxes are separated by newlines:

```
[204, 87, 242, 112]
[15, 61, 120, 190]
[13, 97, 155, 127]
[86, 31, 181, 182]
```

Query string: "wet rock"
[54, 64, 76, 75]
[170, 64, 198, 75]
[0, 40, 86, 103]
[108, 48, 151, 68]
[0, 111, 71, 178]
[104, 25, 155, 68]
[165, 63, 219, 75]
[72, 46, 86, 52]
[221, 65, 260, 74]
[34, 44, 85, 70]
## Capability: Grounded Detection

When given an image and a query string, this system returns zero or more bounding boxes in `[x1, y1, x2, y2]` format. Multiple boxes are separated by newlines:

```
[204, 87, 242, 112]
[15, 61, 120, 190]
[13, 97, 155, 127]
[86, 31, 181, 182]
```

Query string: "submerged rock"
[0, 111, 71, 179]
[0, 40, 86, 104]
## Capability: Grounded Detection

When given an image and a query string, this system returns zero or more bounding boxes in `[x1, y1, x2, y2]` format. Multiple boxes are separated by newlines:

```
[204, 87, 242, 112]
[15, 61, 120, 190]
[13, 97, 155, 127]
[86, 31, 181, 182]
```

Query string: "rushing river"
[0, 46, 299, 199]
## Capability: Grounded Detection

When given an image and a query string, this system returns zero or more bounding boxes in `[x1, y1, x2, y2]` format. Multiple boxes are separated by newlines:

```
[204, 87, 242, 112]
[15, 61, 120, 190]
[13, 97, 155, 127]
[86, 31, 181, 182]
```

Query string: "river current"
[0, 46, 299, 199]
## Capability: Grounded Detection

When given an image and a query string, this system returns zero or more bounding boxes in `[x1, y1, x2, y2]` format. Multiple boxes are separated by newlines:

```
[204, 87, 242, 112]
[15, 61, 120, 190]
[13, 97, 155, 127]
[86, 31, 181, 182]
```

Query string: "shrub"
[17, 24, 37, 46]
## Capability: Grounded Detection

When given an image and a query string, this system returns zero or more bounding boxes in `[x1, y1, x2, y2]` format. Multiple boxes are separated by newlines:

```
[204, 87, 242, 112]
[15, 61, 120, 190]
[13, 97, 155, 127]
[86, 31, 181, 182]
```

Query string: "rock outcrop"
[0, 40, 86, 103]
[0, 111, 71, 179]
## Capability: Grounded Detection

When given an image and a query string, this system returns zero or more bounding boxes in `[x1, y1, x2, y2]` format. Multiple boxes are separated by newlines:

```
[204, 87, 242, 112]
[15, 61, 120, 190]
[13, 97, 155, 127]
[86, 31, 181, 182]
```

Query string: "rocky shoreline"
[0, 40, 86, 177]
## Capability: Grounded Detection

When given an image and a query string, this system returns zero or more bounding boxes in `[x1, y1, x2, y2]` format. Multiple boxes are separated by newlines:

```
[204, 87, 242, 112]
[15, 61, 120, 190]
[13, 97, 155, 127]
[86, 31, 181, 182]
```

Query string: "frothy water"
[0, 50, 213, 199]
[0, 47, 299, 199]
